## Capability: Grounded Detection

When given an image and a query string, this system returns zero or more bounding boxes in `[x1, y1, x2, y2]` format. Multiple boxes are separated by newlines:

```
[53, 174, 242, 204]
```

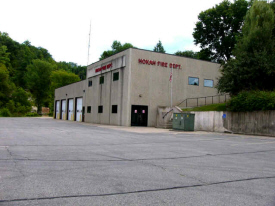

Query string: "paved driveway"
[0, 118, 275, 206]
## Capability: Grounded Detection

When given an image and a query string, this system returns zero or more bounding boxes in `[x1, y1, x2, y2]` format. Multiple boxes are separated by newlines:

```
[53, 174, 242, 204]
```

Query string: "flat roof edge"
[88, 47, 220, 67]
[55, 79, 86, 90]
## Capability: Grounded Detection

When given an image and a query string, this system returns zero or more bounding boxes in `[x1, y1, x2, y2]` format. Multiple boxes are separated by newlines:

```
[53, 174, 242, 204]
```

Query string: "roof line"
[87, 47, 220, 67]
[55, 80, 85, 90]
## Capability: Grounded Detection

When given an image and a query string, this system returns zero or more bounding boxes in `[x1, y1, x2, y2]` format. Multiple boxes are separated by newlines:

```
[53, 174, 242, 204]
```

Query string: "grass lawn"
[181, 103, 227, 112]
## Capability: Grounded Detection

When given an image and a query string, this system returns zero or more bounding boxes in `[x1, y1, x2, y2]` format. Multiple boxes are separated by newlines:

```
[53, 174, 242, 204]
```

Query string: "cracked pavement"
[0, 118, 275, 205]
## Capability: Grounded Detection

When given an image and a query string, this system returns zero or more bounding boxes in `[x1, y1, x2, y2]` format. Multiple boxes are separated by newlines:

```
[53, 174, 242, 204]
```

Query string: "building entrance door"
[75, 98, 83, 122]
[55, 101, 60, 119]
[131, 105, 148, 126]
[67, 99, 74, 121]
[61, 100, 66, 120]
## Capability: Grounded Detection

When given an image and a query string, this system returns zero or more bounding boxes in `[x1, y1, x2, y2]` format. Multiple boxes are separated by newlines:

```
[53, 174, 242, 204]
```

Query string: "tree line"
[0, 32, 86, 116]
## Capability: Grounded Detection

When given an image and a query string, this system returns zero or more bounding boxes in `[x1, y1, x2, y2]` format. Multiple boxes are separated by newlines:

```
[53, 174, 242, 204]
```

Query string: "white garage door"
[55, 101, 60, 119]
[76, 98, 83, 122]
[61, 100, 66, 120]
[68, 99, 74, 121]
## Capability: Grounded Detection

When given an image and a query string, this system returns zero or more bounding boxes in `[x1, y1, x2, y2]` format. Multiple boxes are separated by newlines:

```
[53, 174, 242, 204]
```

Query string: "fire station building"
[54, 48, 221, 127]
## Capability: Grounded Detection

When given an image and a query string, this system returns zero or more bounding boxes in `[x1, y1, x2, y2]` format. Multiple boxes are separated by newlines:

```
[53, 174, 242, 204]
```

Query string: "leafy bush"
[6, 100, 15, 113]
[0, 108, 11, 117]
[6, 99, 31, 115]
[25, 112, 40, 117]
[228, 91, 275, 112]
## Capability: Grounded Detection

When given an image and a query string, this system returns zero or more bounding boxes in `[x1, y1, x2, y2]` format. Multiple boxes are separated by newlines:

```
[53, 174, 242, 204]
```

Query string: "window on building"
[113, 72, 119, 81]
[112, 105, 118, 113]
[100, 76, 104, 84]
[98, 106, 103, 113]
[88, 80, 92, 87]
[87, 106, 91, 113]
[204, 79, 214, 88]
[188, 77, 199, 86]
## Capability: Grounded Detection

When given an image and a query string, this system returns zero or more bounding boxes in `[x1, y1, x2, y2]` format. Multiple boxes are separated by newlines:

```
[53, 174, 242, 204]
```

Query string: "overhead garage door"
[68, 99, 74, 121]
[55, 100, 60, 119]
[76, 98, 82, 122]
[61, 100, 66, 120]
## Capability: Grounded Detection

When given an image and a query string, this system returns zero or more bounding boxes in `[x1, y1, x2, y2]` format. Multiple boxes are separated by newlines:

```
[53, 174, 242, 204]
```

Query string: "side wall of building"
[130, 49, 221, 127]
[84, 49, 132, 126]
[54, 80, 86, 120]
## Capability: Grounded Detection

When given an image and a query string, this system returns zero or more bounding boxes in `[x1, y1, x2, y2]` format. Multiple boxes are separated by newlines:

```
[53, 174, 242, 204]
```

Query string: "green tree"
[153, 40, 166, 53]
[99, 41, 135, 60]
[0, 64, 14, 107]
[6, 88, 32, 115]
[174, 50, 198, 59]
[0, 32, 86, 115]
[55, 61, 86, 80]
[25, 60, 53, 113]
[0, 44, 13, 106]
[193, 0, 251, 63]
[47, 70, 80, 113]
[217, 0, 275, 95]
[197, 49, 212, 61]
[50, 70, 80, 90]
[0, 46, 10, 66]
[0, 32, 55, 88]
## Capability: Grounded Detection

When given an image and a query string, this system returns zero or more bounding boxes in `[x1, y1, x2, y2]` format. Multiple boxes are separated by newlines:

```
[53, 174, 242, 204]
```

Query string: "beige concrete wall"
[54, 80, 86, 120]
[187, 111, 275, 137]
[223, 111, 275, 137]
[190, 111, 226, 132]
[84, 49, 131, 126]
[130, 49, 221, 127]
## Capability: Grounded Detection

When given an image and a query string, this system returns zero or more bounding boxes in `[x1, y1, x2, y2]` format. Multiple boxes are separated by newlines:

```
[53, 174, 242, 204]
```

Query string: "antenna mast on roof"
[87, 20, 91, 66]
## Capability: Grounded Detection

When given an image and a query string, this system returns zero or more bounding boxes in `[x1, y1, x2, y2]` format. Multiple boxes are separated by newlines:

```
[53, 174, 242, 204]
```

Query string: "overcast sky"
[1, 0, 226, 66]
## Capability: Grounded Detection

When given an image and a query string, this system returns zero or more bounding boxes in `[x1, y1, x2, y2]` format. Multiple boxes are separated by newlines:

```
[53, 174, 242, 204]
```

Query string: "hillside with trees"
[0, 32, 85, 116]
[216, 0, 275, 111]
[193, 0, 251, 63]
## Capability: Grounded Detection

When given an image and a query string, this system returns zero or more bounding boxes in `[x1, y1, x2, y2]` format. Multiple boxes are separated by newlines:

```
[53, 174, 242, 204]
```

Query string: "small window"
[88, 80, 92, 87]
[112, 105, 118, 113]
[98, 106, 103, 113]
[189, 77, 199, 86]
[87, 106, 91, 113]
[113, 72, 119, 81]
[99, 76, 104, 84]
[204, 79, 214, 87]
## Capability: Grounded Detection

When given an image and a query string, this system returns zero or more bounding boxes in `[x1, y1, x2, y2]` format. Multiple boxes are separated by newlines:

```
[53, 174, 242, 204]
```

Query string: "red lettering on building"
[138, 59, 182, 69]
[95, 63, 113, 73]
[107, 63, 112, 69]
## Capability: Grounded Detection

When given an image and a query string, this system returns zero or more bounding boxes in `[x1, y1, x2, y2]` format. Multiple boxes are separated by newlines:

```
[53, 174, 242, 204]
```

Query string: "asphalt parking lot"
[0, 117, 275, 206]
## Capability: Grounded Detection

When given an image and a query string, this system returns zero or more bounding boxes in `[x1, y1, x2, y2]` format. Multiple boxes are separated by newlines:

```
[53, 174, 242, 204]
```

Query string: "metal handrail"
[162, 108, 174, 119]
[161, 93, 230, 119]
[177, 93, 230, 108]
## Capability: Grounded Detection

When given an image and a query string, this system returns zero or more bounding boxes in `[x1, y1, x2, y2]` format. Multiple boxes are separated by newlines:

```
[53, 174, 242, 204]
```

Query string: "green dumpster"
[173, 113, 195, 131]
